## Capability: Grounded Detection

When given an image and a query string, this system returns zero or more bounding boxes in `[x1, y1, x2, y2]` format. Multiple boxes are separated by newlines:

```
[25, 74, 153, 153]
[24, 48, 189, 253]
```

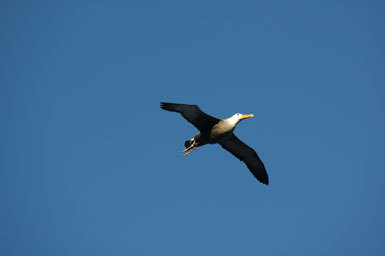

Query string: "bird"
[160, 102, 269, 185]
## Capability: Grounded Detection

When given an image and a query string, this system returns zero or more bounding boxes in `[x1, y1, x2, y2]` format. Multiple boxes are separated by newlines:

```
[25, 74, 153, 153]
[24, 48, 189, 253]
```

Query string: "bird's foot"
[183, 145, 196, 155]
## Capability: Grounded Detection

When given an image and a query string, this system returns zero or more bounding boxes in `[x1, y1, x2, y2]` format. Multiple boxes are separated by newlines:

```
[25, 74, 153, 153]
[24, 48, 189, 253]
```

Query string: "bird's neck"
[223, 116, 239, 130]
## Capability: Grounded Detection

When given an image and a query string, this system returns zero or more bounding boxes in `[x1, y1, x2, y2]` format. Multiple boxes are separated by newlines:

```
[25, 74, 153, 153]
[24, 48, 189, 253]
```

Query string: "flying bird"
[160, 102, 269, 185]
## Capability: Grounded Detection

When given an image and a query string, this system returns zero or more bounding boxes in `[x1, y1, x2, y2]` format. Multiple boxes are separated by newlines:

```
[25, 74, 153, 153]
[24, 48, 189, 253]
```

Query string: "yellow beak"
[241, 114, 254, 120]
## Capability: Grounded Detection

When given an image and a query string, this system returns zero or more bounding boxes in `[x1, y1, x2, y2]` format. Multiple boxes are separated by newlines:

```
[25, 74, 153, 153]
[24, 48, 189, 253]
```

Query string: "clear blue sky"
[1, 1, 384, 255]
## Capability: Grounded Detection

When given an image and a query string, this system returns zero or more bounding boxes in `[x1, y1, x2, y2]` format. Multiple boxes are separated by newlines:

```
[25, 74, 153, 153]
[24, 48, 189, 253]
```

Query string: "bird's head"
[230, 113, 254, 125]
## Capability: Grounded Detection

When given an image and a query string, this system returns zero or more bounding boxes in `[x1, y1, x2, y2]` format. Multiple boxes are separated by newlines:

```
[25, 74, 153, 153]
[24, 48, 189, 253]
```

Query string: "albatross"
[160, 102, 269, 185]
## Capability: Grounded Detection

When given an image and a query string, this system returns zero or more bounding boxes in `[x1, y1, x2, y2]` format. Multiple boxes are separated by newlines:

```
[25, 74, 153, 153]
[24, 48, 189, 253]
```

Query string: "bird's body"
[183, 121, 233, 154]
[185, 116, 241, 147]
[160, 102, 269, 185]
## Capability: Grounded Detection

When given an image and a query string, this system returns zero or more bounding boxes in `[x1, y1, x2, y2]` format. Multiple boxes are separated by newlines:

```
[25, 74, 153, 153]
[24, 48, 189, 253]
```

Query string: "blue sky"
[1, 1, 384, 255]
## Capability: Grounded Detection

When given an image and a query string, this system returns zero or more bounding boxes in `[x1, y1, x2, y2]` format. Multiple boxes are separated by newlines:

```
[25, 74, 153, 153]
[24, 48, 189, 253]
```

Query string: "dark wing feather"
[160, 102, 220, 131]
[219, 134, 269, 185]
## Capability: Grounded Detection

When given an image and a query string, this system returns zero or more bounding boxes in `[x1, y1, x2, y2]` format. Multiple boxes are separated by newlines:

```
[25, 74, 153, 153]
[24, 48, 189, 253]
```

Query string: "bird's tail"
[183, 138, 196, 155]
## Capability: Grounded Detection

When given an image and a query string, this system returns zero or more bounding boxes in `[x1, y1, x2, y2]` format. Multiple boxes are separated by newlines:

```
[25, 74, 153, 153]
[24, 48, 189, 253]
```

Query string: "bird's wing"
[219, 134, 269, 185]
[160, 102, 220, 131]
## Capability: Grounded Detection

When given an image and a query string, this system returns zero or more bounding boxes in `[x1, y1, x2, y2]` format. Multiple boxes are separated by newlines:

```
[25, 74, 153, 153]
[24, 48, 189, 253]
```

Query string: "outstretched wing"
[160, 102, 220, 131]
[219, 134, 269, 185]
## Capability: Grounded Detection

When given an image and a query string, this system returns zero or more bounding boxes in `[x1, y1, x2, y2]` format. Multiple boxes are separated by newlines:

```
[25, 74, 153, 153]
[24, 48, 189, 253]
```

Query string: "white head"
[227, 113, 254, 126]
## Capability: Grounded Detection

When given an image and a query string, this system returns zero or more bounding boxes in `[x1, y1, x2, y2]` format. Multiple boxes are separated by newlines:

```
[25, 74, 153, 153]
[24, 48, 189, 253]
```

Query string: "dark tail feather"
[185, 139, 193, 148]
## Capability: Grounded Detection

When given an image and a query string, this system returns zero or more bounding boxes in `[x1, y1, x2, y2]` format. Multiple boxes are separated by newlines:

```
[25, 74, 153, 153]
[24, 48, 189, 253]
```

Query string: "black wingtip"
[257, 172, 269, 185]
[160, 102, 172, 110]
[262, 178, 269, 185]
[246, 159, 269, 185]
[160, 102, 183, 112]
